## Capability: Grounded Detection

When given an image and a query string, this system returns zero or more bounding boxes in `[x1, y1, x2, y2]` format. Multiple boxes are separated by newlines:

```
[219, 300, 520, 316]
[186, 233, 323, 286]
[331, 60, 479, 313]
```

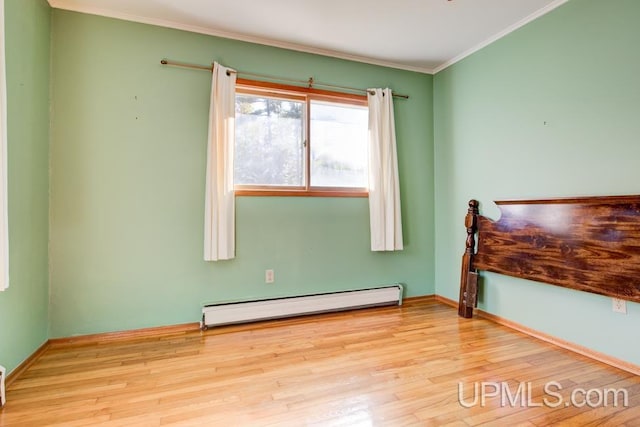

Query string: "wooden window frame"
[234, 79, 369, 198]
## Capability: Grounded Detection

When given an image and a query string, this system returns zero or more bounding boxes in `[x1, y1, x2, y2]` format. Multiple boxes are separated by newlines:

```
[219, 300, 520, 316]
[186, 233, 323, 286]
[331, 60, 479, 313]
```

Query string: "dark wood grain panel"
[459, 196, 640, 317]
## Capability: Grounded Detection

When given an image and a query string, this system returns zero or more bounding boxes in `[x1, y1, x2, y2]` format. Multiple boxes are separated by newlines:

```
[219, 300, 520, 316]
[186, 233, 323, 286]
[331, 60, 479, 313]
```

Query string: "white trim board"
[433, 0, 569, 73]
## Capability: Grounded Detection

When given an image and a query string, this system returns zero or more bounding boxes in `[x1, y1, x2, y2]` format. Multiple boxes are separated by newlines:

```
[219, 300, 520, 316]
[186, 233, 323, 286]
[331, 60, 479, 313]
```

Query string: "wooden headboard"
[458, 195, 640, 318]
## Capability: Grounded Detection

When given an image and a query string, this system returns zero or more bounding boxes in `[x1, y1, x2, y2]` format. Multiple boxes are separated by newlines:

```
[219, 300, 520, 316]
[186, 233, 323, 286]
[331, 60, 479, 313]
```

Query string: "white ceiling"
[47, 0, 567, 74]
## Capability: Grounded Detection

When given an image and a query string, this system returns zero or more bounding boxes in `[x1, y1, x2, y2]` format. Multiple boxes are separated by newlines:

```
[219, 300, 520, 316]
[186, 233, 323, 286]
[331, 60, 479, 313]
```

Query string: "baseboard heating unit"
[201, 284, 403, 330]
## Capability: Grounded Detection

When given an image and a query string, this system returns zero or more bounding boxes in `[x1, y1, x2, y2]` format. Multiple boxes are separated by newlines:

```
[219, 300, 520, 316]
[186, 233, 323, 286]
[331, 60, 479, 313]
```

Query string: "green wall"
[0, 0, 50, 373]
[434, 0, 640, 365]
[49, 10, 434, 337]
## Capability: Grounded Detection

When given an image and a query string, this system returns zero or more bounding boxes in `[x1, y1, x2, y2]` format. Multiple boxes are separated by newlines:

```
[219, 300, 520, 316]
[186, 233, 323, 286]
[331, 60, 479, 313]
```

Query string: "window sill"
[235, 189, 368, 198]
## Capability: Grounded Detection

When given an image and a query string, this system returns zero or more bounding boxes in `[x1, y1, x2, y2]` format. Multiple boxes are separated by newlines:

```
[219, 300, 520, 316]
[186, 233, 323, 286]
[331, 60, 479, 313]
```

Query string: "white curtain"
[0, 0, 8, 290]
[367, 88, 403, 251]
[204, 62, 236, 261]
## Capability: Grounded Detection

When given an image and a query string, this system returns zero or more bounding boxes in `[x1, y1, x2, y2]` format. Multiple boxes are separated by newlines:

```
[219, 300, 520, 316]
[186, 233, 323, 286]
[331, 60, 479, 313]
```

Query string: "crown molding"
[433, 0, 569, 74]
[47, 0, 435, 75]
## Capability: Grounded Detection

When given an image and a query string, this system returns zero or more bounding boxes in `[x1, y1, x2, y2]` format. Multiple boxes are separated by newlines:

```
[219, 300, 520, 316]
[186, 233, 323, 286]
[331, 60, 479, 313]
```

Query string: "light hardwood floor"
[1, 300, 639, 426]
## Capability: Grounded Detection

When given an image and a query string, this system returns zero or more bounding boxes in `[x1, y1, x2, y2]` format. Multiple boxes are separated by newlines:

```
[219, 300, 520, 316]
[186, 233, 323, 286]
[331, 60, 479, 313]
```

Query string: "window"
[234, 80, 368, 196]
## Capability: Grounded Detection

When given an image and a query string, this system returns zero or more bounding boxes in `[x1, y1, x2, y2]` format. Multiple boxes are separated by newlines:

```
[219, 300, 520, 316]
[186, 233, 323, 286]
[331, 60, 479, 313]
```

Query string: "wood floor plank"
[1, 300, 639, 426]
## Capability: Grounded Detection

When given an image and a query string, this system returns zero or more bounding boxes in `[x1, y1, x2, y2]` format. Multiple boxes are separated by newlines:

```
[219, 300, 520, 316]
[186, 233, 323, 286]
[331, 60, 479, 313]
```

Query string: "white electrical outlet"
[265, 269, 275, 284]
[612, 297, 627, 314]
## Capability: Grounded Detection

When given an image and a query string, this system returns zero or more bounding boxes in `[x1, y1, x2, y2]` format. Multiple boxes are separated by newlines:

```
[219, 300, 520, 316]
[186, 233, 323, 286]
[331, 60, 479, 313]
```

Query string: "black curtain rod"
[160, 59, 409, 99]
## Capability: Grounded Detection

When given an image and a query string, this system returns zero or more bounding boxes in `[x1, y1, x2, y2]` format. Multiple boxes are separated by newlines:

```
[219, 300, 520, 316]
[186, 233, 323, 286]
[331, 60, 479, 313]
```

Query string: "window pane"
[235, 94, 305, 186]
[310, 101, 368, 188]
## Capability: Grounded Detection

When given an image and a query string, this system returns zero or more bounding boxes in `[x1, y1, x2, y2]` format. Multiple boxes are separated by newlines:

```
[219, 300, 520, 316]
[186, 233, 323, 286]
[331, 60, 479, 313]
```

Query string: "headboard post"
[458, 199, 479, 318]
